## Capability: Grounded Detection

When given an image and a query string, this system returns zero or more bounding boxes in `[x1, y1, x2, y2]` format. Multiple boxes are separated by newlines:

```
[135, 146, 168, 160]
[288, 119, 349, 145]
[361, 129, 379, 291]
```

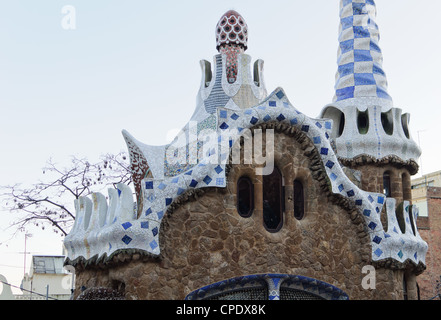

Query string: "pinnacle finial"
[215, 10, 248, 51]
[334, 0, 392, 104]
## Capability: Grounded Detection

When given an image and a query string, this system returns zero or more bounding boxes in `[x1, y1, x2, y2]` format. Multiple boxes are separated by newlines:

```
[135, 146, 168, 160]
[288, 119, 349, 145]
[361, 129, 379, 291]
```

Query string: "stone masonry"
[71, 127, 415, 300]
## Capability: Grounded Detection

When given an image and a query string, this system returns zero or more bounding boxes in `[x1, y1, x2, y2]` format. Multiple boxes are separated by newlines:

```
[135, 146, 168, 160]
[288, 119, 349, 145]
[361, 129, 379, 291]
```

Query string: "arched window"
[293, 180, 305, 220]
[320, 106, 345, 138]
[383, 171, 391, 197]
[381, 111, 394, 135]
[263, 167, 283, 232]
[357, 109, 369, 134]
[401, 114, 410, 139]
[338, 111, 345, 138]
[237, 177, 254, 217]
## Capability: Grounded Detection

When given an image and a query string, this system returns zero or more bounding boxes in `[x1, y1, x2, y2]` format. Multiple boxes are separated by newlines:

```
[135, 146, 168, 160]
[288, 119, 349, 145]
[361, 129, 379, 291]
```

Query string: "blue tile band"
[334, 0, 392, 102]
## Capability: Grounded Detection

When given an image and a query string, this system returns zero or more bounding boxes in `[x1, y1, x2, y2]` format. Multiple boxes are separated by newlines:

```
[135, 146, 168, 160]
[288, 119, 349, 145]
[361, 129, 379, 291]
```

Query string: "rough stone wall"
[71, 129, 412, 300]
[417, 187, 441, 300]
[340, 160, 414, 230]
[340, 161, 413, 204]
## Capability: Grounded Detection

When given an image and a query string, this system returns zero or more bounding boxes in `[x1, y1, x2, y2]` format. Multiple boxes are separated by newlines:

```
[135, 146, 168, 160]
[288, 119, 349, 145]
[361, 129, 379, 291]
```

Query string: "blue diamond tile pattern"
[373, 236, 382, 244]
[63, 85, 427, 268]
[214, 165, 223, 174]
[140, 221, 149, 229]
[149, 240, 158, 250]
[374, 248, 383, 257]
[121, 235, 132, 245]
[203, 175, 212, 185]
[230, 113, 239, 120]
[121, 222, 132, 230]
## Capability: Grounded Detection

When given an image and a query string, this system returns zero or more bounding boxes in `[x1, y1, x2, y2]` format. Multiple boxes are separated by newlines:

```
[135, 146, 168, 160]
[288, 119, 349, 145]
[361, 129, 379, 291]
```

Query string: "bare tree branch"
[0, 152, 132, 237]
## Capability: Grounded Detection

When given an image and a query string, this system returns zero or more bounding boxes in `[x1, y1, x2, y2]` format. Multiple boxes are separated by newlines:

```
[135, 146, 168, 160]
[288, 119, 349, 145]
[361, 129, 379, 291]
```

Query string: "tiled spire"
[334, 0, 392, 104]
[216, 10, 248, 84]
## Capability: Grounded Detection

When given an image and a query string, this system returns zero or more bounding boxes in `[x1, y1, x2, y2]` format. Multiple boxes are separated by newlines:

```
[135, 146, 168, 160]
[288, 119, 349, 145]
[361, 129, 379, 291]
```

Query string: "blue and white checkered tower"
[334, 0, 391, 105]
[319, 1, 427, 270]
[321, 0, 421, 163]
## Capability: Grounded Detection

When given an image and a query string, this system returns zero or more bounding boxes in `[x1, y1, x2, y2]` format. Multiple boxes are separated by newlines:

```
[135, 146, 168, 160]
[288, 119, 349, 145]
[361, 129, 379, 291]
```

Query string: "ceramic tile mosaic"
[185, 274, 349, 300]
[334, 0, 391, 103]
[204, 55, 231, 114]
[64, 87, 428, 267]
[320, 0, 421, 162]
[215, 10, 248, 51]
[219, 45, 244, 83]
[64, 2, 427, 269]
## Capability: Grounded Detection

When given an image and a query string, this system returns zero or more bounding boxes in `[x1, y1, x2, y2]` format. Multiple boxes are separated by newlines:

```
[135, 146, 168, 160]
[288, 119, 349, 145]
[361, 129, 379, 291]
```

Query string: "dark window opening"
[381, 111, 394, 135]
[338, 111, 345, 137]
[280, 287, 324, 300]
[383, 171, 391, 197]
[208, 286, 268, 300]
[293, 180, 305, 220]
[320, 106, 345, 139]
[417, 283, 420, 300]
[263, 167, 283, 232]
[111, 280, 126, 296]
[396, 202, 406, 234]
[237, 177, 254, 218]
[357, 110, 369, 134]
[408, 204, 416, 236]
[401, 114, 410, 139]
[253, 60, 261, 87]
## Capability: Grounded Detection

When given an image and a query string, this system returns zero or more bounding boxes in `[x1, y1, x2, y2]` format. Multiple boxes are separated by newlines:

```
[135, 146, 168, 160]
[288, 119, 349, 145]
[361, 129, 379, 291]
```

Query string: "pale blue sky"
[1, 0, 440, 294]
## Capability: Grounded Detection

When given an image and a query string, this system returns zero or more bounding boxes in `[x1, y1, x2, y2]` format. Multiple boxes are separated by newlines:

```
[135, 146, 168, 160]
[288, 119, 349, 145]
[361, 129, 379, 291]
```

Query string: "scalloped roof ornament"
[215, 10, 248, 51]
[64, 88, 427, 269]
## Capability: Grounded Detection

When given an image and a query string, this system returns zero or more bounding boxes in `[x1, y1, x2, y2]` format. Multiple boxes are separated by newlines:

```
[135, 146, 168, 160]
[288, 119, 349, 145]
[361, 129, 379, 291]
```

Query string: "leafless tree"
[0, 152, 132, 237]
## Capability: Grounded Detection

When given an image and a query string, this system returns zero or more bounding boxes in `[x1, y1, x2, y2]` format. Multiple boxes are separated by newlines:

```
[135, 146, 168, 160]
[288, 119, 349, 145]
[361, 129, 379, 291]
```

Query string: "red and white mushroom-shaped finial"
[215, 10, 248, 51]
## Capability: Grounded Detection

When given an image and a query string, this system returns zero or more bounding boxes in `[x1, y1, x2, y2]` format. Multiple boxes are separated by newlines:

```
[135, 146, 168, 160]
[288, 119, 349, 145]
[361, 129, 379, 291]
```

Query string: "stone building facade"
[414, 186, 441, 299]
[71, 129, 421, 300]
[64, 2, 428, 300]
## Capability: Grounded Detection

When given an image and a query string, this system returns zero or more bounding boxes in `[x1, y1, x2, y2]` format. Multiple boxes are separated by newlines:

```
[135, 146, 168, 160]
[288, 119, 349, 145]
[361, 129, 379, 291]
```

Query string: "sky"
[1, 0, 440, 295]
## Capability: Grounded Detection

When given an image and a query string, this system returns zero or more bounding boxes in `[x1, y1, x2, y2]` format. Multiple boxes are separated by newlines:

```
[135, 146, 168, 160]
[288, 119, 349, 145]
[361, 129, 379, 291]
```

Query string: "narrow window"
[320, 106, 345, 138]
[417, 283, 420, 300]
[383, 171, 391, 197]
[293, 180, 305, 220]
[357, 110, 369, 134]
[338, 112, 345, 137]
[263, 167, 283, 232]
[381, 111, 394, 135]
[401, 114, 410, 139]
[408, 205, 416, 236]
[403, 275, 408, 300]
[237, 177, 254, 218]
[396, 202, 406, 234]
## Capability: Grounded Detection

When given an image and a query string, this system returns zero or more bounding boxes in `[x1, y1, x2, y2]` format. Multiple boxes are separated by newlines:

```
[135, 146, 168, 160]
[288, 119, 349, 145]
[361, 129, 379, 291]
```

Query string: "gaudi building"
[64, 1, 428, 300]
